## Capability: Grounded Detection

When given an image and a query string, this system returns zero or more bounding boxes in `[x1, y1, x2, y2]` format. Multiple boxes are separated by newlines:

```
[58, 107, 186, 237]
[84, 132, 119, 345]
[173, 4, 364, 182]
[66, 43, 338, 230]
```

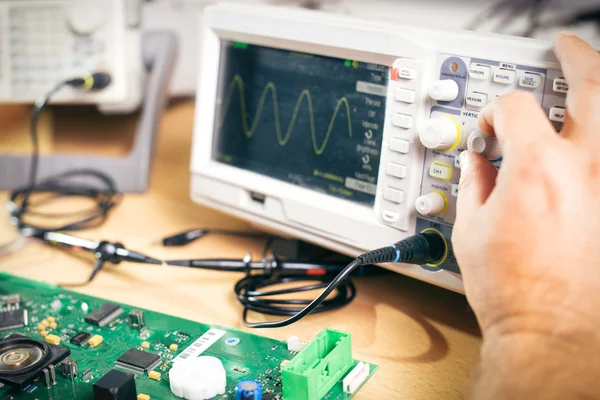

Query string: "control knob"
[415, 192, 446, 216]
[466, 129, 502, 160]
[428, 80, 459, 101]
[418, 118, 459, 150]
[67, 0, 106, 35]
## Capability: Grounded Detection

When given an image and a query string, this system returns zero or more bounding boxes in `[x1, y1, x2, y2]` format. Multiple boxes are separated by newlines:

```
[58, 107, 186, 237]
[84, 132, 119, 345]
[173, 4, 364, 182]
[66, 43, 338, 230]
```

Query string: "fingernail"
[558, 31, 576, 37]
[555, 31, 577, 44]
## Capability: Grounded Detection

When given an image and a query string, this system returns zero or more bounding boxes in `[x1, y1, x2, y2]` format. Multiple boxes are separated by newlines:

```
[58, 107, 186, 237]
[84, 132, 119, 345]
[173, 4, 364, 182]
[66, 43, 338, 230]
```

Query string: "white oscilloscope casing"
[0, 0, 143, 111]
[190, 3, 567, 293]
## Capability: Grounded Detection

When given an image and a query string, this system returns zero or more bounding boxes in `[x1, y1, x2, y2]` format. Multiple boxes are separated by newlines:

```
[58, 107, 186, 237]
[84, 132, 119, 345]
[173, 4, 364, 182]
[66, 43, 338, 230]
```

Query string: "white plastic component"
[428, 80, 459, 101]
[343, 362, 370, 395]
[81, 302, 89, 313]
[394, 89, 416, 103]
[418, 118, 459, 150]
[553, 77, 569, 93]
[493, 68, 516, 84]
[415, 192, 446, 216]
[465, 91, 488, 108]
[467, 129, 502, 160]
[468, 64, 491, 80]
[67, 1, 106, 35]
[170, 356, 226, 400]
[392, 113, 413, 129]
[287, 336, 308, 353]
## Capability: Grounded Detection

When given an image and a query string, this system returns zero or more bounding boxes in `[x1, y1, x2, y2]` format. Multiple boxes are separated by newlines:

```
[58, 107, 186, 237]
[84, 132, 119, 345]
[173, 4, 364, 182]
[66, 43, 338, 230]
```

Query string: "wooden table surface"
[0, 101, 481, 399]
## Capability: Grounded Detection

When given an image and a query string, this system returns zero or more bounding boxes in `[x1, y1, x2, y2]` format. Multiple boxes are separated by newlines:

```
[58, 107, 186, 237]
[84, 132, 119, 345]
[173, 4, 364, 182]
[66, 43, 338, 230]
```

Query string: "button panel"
[416, 54, 565, 274]
[376, 58, 427, 231]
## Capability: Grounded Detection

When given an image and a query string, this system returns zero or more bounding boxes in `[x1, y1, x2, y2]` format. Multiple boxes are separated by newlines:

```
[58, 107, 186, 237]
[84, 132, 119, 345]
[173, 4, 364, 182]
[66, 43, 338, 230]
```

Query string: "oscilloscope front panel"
[190, 3, 566, 293]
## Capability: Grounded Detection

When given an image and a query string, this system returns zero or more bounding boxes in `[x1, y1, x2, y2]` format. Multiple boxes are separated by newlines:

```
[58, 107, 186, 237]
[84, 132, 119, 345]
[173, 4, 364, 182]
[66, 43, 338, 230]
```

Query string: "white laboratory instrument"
[190, 3, 569, 292]
[0, 0, 143, 111]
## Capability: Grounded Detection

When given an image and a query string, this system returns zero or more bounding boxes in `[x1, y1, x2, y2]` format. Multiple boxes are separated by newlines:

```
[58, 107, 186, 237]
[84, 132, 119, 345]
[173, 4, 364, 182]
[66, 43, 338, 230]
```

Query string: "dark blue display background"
[212, 41, 389, 206]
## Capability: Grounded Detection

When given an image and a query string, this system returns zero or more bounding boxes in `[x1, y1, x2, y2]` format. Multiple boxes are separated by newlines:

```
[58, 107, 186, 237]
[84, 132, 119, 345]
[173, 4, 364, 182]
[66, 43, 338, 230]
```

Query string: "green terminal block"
[282, 329, 353, 400]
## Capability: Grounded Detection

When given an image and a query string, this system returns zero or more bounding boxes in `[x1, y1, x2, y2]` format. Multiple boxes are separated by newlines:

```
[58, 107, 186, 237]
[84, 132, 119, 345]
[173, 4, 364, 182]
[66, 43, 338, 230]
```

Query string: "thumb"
[456, 151, 498, 220]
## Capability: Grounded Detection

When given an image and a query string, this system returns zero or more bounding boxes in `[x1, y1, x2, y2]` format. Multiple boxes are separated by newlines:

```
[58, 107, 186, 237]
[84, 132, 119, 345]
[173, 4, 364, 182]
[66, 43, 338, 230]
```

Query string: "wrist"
[473, 321, 600, 400]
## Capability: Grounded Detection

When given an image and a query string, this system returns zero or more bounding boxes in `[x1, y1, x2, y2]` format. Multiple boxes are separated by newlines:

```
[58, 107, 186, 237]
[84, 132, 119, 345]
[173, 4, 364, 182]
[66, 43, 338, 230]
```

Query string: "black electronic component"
[128, 310, 145, 330]
[70, 331, 92, 346]
[0, 309, 27, 331]
[0, 334, 70, 389]
[262, 392, 277, 400]
[93, 369, 137, 400]
[85, 303, 124, 327]
[115, 349, 161, 374]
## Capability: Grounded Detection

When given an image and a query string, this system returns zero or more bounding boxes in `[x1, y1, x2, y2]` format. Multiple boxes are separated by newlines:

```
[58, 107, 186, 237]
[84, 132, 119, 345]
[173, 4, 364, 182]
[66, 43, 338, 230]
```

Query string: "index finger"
[477, 91, 556, 164]
[553, 33, 600, 131]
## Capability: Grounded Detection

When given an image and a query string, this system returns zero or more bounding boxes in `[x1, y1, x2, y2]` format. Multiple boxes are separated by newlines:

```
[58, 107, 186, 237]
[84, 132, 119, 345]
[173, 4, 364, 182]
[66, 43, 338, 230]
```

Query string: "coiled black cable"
[239, 231, 446, 328]
[7, 74, 120, 236]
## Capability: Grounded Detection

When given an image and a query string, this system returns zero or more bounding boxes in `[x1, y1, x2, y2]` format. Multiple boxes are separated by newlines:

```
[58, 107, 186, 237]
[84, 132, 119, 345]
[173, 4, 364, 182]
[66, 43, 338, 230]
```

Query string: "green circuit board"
[0, 273, 375, 399]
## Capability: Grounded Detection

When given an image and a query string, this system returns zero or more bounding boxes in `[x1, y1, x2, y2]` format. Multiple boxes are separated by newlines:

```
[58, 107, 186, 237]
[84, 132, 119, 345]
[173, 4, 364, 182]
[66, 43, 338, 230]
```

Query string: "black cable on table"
[7, 74, 121, 236]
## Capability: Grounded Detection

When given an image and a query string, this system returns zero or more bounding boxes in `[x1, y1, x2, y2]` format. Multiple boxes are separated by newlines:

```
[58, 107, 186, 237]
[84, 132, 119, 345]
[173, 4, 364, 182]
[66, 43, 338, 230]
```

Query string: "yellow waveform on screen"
[217, 75, 352, 155]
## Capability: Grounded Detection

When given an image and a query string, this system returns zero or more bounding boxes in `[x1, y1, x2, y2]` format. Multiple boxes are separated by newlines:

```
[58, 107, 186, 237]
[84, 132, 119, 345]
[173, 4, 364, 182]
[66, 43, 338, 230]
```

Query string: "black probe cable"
[244, 231, 446, 328]
[167, 231, 447, 328]
[8, 73, 120, 236]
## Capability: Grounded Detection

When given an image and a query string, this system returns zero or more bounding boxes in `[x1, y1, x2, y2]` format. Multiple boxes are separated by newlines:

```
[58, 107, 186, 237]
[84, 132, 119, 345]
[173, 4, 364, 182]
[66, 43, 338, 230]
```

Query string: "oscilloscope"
[190, 3, 568, 292]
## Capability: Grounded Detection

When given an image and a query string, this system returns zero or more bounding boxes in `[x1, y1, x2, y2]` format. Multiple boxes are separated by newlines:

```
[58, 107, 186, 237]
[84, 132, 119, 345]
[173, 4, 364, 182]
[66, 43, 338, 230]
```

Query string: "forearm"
[469, 330, 600, 400]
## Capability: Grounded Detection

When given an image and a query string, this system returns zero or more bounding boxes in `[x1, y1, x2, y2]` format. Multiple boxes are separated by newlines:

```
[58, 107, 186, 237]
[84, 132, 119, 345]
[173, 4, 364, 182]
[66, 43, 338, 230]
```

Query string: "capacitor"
[61, 357, 78, 380]
[235, 380, 263, 400]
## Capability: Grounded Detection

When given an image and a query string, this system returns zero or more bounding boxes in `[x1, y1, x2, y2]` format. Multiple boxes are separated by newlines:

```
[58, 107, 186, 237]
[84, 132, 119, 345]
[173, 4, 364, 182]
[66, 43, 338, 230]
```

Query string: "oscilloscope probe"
[166, 230, 448, 328]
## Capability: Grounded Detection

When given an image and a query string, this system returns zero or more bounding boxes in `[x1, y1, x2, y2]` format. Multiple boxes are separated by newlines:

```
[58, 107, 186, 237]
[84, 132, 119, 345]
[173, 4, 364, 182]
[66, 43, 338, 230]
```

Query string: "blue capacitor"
[235, 380, 263, 400]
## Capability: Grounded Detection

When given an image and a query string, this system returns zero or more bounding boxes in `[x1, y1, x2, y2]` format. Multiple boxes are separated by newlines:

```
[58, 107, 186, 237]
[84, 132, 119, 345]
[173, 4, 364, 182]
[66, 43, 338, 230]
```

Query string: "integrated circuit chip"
[0, 309, 27, 331]
[115, 349, 161, 374]
[70, 332, 92, 346]
[84, 303, 123, 327]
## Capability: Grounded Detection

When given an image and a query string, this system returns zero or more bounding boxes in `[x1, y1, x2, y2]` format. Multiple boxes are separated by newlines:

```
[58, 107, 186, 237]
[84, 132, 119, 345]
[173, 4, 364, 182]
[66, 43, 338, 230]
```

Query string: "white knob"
[467, 129, 503, 160]
[428, 80, 459, 101]
[418, 118, 459, 150]
[415, 192, 446, 216]
[67, 1, 106, 35]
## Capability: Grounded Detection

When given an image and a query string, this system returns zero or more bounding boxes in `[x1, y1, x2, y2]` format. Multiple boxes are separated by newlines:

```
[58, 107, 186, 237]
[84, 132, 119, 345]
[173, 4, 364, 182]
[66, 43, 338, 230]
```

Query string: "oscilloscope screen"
[212, 41, 389, 206]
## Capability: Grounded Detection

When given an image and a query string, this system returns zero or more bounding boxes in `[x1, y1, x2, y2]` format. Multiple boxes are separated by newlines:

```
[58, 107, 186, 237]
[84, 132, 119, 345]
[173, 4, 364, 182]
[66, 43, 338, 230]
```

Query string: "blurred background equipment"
[0, 0, 178, 192]
[142, 0, 600, 96]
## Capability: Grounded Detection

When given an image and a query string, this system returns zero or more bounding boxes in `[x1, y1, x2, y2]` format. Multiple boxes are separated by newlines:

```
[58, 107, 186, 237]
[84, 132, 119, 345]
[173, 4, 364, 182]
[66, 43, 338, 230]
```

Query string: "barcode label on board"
[172, 328, 226, 363]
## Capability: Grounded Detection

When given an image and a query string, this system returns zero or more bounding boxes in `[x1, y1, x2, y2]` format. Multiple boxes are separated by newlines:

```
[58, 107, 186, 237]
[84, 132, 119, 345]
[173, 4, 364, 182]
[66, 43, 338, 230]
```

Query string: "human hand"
[453, 33, 600, 347]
